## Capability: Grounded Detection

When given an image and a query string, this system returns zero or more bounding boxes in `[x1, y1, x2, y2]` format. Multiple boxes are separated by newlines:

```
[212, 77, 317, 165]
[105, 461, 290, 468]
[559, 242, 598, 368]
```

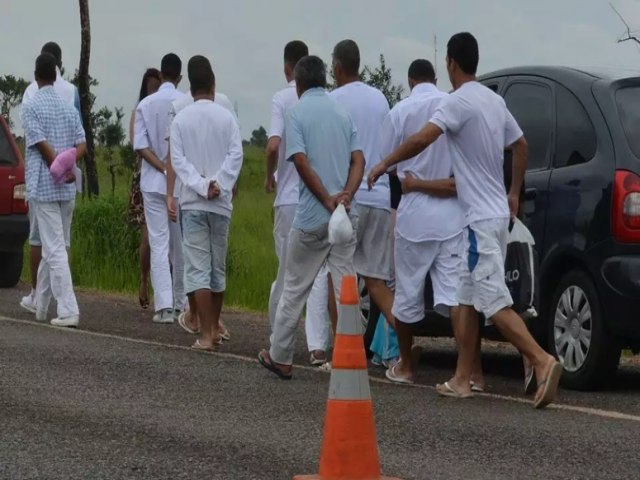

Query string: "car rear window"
[0, 124, 19, 166]
[616, 87, 640, 159]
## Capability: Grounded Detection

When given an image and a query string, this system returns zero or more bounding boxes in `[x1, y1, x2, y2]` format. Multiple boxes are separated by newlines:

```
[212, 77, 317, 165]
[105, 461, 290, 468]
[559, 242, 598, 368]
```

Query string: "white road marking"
[2, 314, 640, 423]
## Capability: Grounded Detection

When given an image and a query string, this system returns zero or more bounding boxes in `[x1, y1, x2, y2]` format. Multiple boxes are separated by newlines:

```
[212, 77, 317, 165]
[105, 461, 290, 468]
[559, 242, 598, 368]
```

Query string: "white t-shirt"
[430, 81, 523, 225]
[330, 81, 390, 210]
[170, 100, 243, 218]
[380, 82, 464, 242]
[166, 91, 237, 198]
[133, 82, 185, 195]
[22, 68, 79, 120]
[269, 80, 300, 207]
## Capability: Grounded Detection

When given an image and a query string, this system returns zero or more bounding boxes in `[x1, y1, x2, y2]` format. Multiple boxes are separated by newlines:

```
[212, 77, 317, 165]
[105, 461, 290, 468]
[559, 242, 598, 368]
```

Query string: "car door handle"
[524, 188, 537, 201]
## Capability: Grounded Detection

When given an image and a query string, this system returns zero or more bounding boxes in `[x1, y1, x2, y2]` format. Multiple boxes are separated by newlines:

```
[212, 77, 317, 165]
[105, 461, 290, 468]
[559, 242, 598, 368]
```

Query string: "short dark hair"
[294, 55, 326, 91]
[284, 41, 309, 68]
[35, 53, 57, 83]
[332, 39, 360, 76]
[41, 42, 62, 68]
[447, 32, 479, 75]
[138, 68, 161, 102]
[408, 59, 436, 83]
[161, 53, 182, 81]
[188, 55, 215, 96]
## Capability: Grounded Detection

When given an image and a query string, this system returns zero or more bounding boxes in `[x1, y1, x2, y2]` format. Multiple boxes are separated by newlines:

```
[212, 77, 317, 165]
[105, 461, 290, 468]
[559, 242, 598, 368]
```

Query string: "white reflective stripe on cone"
[329, 369, 372, 400]
[336, 304, 363, 335]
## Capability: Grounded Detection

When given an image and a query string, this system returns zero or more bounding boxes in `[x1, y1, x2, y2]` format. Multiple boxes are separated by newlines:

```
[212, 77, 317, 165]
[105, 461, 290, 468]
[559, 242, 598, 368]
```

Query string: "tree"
[78, 0, 99, 197]
[611, 2, 640, 46]
[250, 126, 268, 147]
[0, 75, 29, 128]
[93, 107, 126, 195]
[361, 54, 404, 107]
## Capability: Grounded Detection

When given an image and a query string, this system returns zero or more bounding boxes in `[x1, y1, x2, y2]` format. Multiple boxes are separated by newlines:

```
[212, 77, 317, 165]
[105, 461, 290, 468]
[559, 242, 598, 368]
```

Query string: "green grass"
[22, 145, 277, 312]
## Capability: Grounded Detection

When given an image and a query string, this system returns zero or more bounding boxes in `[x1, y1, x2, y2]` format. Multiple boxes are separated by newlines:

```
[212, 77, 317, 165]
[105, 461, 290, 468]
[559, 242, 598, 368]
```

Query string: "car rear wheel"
[0, 250, 23, 288]
[548, 270, 621, 390]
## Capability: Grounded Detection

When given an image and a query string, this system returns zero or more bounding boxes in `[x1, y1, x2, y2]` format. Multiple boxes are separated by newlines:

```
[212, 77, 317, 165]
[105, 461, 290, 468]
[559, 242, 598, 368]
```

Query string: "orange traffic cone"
[294, 275, 402, 480]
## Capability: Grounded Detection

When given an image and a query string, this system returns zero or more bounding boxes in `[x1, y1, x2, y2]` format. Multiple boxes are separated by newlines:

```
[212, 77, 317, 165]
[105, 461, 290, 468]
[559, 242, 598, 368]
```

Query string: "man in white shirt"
[376, 59, 468, 385]
[166, 71, 237, 337]
[170, 55, 243, 350]
[134, 53, 187, 324]
[369, 32, 561, 409]
[20, 42, 81, 315]
[329, 40, 395, 332]
[265, 40, 331, 366]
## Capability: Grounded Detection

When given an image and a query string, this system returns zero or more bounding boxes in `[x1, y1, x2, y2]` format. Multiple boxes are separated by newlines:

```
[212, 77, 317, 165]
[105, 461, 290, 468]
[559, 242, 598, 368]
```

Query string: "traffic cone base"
[294, 475, 401, 479]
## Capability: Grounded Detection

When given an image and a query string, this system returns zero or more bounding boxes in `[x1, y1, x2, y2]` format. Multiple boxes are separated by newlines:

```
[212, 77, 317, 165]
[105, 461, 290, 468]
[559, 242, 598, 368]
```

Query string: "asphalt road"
[1, 284, 640, 480]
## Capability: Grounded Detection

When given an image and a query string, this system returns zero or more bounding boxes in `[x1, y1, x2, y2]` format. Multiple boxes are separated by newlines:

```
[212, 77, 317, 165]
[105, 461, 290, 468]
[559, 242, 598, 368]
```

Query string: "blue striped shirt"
[23, 86, 85, 202]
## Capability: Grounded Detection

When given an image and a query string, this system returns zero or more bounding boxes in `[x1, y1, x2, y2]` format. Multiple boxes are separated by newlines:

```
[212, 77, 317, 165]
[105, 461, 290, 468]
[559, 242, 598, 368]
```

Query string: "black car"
[362, 66, 640, 391]
[0, 115, 28, 288]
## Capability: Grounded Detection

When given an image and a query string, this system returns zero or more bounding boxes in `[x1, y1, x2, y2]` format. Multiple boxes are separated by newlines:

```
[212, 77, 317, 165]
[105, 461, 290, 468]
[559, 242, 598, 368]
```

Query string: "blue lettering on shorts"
[468, 228, 479, 273]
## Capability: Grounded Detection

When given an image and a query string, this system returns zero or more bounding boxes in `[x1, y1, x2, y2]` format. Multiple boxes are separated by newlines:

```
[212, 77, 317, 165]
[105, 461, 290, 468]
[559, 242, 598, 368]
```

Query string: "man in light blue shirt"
[22, 53, 86, 328]
[259, 55, 365, 379]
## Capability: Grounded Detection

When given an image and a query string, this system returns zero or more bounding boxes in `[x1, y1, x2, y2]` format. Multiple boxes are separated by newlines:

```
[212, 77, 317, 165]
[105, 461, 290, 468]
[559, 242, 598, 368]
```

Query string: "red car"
[0, 115, 28, 287]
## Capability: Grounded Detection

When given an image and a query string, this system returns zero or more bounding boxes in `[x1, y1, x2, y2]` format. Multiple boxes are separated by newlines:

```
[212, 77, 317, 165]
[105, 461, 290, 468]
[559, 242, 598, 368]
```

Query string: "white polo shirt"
[330, 81, 390, 211]
[269, 80, 300, 208]
[380, 82, 464, 242]
[430, 81, 523, 225]
[133, 82, 185, 195]
[170, 99, 243, 218]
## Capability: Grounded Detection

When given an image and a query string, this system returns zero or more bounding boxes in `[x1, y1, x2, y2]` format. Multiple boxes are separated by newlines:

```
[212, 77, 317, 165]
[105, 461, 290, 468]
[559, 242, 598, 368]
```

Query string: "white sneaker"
[51, 315, 79, 328]
[153, 309, 174, 324]
[20, 292, 37, 314]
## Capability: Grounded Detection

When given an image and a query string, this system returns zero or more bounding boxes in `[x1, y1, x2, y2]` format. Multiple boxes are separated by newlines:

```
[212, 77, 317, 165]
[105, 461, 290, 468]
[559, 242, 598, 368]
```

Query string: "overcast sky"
[3, 0, 640, 137]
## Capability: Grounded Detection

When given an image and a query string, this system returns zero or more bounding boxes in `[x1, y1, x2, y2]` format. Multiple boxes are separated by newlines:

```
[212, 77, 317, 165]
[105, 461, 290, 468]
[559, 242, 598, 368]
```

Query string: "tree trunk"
[78, 0, 99, 197]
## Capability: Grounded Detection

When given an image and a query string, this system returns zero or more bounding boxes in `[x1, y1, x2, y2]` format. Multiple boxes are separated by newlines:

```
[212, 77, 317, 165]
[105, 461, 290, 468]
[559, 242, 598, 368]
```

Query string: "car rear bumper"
[0, 214, 29, 252]
[600, 255, 640, 343]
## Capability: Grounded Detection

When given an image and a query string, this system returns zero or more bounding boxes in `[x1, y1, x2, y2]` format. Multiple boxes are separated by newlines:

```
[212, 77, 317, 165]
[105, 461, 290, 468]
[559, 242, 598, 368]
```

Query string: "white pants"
[142, 191, 186, 312]
[31, 200, 78, 319]
[269, 205, 330, 352]
[270, 220, 357, 365]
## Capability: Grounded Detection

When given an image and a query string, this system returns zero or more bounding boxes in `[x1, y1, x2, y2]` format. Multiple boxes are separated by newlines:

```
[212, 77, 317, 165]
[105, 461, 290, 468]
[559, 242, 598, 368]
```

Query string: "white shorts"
[354, 205, 391, 281]
[457, 218, 513, 319]
[392, 232, 463, 324]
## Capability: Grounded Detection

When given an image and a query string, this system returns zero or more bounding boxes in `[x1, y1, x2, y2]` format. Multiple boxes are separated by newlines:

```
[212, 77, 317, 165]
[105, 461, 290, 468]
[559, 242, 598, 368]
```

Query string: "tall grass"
[23, 146, 277, 312]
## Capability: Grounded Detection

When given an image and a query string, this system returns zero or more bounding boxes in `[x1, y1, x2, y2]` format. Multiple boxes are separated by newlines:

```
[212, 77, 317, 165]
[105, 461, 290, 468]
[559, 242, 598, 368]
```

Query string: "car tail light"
[613, 170, 640, 243]
[12, 183, 28, 214]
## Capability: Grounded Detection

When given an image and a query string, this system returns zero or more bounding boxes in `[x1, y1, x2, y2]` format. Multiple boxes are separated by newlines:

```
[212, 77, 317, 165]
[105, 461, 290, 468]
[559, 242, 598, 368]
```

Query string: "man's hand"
[167, 196, 178, 223]
[264, 174, 275, 194]
[508, 192, 519, 219]
[401, 172, 417, 194]
[208, 181, 221, 200]
[367, 161, 388, 191]
[323, 191, 352, 213]
[63, 171, 76, 184]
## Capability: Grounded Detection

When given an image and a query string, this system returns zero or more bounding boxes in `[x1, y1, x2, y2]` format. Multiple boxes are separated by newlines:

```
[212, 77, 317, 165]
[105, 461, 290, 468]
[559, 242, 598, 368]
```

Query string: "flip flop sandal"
[385, 362, 414, 385]
[258, 350, 292, 380]
[470, 381, 485, 393]
[436, 381, 474, 399]
[220, 328, 231, 341]
[524, 367, 536, 395]
[533, 361, 562, 409]
[191, 339, 216, 351]
[178, 312, 198, 335]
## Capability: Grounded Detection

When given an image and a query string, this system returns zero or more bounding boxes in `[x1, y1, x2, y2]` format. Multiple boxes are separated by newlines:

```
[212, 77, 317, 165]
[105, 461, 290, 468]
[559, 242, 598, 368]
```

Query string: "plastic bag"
[369, 313, 399, 364]
[505, 218, 538, 316]
[328, 203, 353, 245]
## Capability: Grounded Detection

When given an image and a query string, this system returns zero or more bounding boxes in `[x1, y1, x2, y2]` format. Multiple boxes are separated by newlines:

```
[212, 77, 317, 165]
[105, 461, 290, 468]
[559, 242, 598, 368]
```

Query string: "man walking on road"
[329, 40, 395, 330]
[265, 41, 331, 366]
[170, 56, 243, 350]
[377, 59, 468, 386]
[258, 55, 365, 379]
[22, 53, 86, 328]
[369, 32, 561, 408]
[134, 53, 187, 324]
[20, 41, 81, 315]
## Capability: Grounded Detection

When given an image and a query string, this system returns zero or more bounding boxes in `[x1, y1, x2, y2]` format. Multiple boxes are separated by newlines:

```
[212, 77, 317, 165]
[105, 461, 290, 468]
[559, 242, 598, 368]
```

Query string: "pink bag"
[50, 148, 77, 184]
